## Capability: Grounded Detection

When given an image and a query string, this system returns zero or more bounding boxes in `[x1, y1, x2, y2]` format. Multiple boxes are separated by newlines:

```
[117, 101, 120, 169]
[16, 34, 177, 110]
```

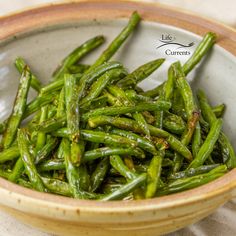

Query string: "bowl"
[0, 1, 236, 236]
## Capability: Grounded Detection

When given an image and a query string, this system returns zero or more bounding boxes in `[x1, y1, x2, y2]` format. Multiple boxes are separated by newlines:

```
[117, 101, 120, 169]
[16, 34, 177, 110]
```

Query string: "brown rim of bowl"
[0, 0, 236, 213]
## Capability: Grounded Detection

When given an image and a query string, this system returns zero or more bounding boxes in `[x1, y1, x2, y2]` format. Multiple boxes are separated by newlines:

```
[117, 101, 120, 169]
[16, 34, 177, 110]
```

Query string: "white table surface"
[0, 1, 235, 236]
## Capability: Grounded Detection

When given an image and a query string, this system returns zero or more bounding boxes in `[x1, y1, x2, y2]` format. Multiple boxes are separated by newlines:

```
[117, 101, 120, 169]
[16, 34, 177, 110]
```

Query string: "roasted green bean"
[53, 35, 105, 80]
[2, 67, 32, 149]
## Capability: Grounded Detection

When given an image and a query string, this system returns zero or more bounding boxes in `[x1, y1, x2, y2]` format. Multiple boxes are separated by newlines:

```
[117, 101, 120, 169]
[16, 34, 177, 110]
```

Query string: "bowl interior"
[0, 19, 235, 146]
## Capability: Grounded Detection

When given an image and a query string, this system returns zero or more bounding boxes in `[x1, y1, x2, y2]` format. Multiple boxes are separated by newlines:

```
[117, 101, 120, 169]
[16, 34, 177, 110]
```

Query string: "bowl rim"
[0, 0, 236, 215]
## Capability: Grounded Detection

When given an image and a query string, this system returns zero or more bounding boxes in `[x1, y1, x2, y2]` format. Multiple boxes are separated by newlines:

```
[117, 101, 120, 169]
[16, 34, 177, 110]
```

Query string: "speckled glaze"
[0, 1, 236, 236]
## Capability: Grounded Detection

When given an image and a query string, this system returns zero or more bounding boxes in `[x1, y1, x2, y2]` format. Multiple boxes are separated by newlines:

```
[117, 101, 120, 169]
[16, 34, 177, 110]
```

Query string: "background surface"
[0, 1, 235, 236]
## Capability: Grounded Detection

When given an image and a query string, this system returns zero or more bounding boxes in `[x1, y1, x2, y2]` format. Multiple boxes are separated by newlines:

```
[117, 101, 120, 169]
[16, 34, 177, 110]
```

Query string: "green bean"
[70, 140, 85, 167]
[163, 64, 176, 101]
[197, 89, 216, 125]
[77, 61, 123, 102]
[125, 90, 152, 102]
[219, 133, 236, 169]
[51, 128, 73, 137]
[132, 111, 151, 137]
[83, 147, 145, 161]
[15, 57, 41, 92]
[174, 62, 195, 119]
[154, 105, 163, 129]
[157, 172, 225, 196]
[24, 93, 57, 118]
[199, 115, 210, 132]
[157, 138, 191, 162]
[107, 84, 132, 104]
[105, 84, 128, 103]
[8, 158, 24, 182]
[100, 173, 146, 201]
[62, 138, 88, 199]
[209, 165, 228, 174]
[192, 122, 202, 158]
[107, 85, 151, 137]
[0, 145, 19, 163]
[64, 74, 80, 141]
[158, 165, 227, 196]
[90, 11, 141, 70]
[123, 156, 135, 171]
[171, 62, 199, 171]
[37, 146, 145, 171]
[57, 87, 66, 117]
[169, 164, 220, 180]
[41, 177, 72, 197]
[35, 106, 48, 153]
[171, 88, 187, 120]
[165, 68, 187, 126]
[2, 67, 32, 149]
[181, 111, 200, 146]
[68, 64, 90, 74]
[80, 68, 127, 106]
[17, 129, 45, 191]
[111, 129, 157, 154]
[17, 178, 32, 189]
[56, 140, 64, 159]
[90, 157, 110, 192]
[188, 119, 223, 168]
[82, 101, 171, 121]
[197, 90, 236, 169]
[88, 116, 192, 160]
[53, 35, 105, 80]
[183, 32, 217, 75]
[26, 112, 41, 130]
[33, 116, 66, 133]
[117, 58, 165, 88]
[41, 79, 64, 95]
[110, 155, 137, 180]
[151, 137, 168, 152]
[102, 182, 123, 194]
[163, 112, 186, 135]
[133, 159, 173, 173]
[212, 104, 225, 118]
[84, 96, 108, 110]
[77, 164, 90, 191]
[154, 61, 175, 128]
[146, 150, 165, 198]
[81, 130, 138, 148]
[103, 90, 122, 106]
[49, 106, 58, 118]
[41, 73, 82, 95]
[64, 74, 83, 166]
[88, 116, 146, 135]
[37, 159, 65, 172]
[35, 137, 58, 164]
[142, 111, 155, 124]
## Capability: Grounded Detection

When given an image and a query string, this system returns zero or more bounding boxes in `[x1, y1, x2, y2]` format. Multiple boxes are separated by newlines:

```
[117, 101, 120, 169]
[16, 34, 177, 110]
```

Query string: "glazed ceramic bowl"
[0, 1, 236, 236]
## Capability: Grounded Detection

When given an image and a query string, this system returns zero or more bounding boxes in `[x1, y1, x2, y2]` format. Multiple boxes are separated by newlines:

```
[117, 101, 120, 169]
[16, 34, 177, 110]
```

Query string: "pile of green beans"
[0, 11, 235, 201]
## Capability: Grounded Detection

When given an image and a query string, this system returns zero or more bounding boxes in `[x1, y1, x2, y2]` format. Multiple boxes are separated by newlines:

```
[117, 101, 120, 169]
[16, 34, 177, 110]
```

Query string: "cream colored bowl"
[0, 1, 236, 235]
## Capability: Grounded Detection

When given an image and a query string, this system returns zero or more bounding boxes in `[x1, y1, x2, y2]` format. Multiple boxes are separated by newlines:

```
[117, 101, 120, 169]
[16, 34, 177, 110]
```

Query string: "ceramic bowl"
[0, 1, 236, 236]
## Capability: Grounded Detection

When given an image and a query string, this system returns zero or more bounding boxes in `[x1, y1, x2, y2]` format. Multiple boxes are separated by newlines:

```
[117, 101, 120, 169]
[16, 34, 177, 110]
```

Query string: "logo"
[156, 34, 194, 56]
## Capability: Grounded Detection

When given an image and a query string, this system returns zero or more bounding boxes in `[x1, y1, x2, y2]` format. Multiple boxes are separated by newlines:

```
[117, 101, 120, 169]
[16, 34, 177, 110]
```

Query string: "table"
[0, 1, 235, 235]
